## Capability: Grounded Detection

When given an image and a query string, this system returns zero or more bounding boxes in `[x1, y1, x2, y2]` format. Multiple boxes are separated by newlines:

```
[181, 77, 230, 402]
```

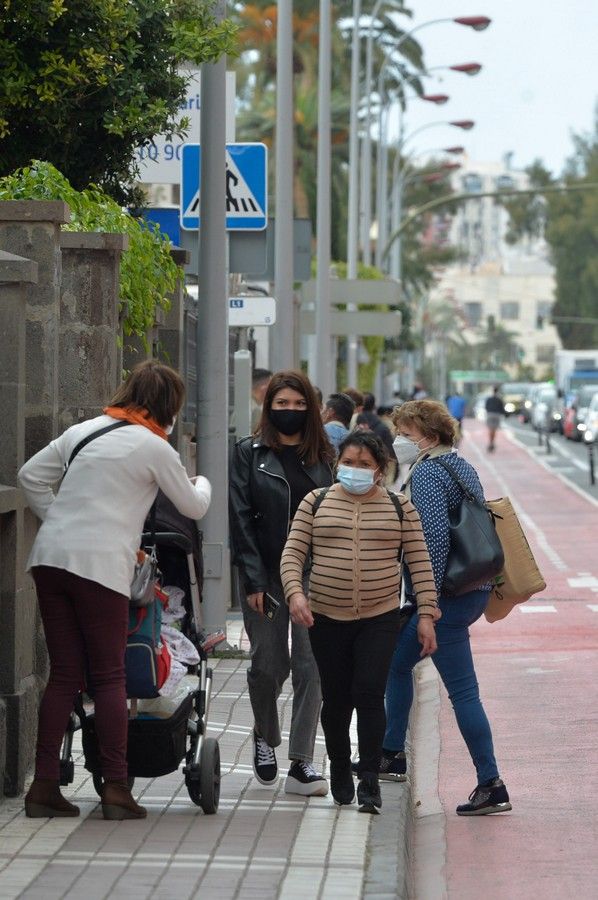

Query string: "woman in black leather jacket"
[229, 370, 334, 797]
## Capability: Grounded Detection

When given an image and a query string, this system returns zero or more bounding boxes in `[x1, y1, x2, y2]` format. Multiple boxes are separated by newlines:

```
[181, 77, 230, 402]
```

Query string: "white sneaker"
[284, 761, 329, 797]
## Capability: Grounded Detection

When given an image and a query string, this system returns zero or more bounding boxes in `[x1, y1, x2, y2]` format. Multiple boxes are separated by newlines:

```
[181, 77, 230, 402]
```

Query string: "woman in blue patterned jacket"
[383, 400, 512, 817]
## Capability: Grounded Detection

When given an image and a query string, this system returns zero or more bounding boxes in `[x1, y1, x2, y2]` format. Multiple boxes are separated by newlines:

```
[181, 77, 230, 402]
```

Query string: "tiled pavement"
[0, 615, 412, 900]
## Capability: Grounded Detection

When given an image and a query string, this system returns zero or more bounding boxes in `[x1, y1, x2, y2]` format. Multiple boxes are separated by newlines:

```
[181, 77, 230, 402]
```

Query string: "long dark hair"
[258, 370, 334, 466]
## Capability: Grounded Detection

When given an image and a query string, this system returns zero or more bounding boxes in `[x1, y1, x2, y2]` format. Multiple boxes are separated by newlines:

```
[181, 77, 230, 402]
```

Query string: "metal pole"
[272, 0, 295, 371]
[314, 0, 333, 398]
[360, 0, 383, 266]
[345, 0, 361, 388]
[196, 0, 230, 635]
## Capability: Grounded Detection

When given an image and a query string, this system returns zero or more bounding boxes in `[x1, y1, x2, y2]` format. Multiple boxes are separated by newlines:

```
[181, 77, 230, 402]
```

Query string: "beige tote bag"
[484, 497, 546, 622]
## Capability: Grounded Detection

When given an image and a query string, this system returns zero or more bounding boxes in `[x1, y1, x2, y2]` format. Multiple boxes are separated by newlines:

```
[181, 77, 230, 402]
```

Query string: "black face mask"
[268, 408, 308, 436]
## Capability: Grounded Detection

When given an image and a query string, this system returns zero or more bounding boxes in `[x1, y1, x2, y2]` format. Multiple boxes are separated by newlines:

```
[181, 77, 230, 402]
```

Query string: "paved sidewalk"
[0, 615, 412, 900]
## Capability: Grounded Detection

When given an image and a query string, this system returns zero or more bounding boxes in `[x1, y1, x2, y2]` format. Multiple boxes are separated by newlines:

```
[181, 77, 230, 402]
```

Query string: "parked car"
[531, 385, 562, 432]
[501, 382, 533, 417]
[563, 385, 598, 441]
[582, 392, 598, 444]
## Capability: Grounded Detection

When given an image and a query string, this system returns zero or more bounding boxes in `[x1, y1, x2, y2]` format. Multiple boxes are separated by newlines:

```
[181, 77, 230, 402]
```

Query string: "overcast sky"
[389, 0, 597, 174]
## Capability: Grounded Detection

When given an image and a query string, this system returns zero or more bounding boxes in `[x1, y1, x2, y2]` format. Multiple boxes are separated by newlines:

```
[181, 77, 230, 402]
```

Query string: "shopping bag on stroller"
[126, 593, 170, 698]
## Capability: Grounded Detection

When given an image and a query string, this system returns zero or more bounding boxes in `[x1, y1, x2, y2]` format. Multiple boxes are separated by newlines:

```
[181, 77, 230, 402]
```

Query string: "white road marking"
[568, 576, 598, 589]
[520, 605, 557, 613]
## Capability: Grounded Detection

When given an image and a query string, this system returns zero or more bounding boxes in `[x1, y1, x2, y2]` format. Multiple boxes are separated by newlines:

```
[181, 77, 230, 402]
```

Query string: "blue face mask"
[337, 464, 376, 495]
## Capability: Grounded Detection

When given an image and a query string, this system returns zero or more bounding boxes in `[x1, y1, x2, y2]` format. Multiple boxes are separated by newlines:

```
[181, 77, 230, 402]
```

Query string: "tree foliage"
[0, 161, 180, 339]
[0, 0, 238, 204]
[501, 116, 598, 349]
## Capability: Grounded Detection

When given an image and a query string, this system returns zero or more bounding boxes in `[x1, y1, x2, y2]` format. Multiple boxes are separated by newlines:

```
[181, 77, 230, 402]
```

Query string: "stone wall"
[0, 200, 189, 798]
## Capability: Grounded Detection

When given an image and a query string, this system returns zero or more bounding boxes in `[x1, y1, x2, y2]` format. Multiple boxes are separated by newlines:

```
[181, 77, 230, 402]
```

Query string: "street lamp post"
[389, 120, 474, 281]
[345, 0, 362, 388]
[314, 0, 333, 398]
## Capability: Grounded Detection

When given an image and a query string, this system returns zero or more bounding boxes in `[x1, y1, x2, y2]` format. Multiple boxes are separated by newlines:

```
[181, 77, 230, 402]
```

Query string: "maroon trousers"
[32, 566, 129, 781]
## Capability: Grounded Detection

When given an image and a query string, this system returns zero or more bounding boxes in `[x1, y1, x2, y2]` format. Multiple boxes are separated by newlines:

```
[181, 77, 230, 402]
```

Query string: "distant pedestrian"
[411, 382, 428, 401]
[251, 368, 272, 432]
[342, 387, 364, 428]
[485, 387, 505, 452]
[446, 391, 467, 443]
[385, 400, 512, 816]
[229, 370, 334, 796]
[281, 430, 438, 813]
[322, 392, 355, 452]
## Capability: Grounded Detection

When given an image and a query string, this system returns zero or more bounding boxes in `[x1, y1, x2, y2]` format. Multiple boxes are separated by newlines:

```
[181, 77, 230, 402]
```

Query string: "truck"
[554, 349, 598, 395]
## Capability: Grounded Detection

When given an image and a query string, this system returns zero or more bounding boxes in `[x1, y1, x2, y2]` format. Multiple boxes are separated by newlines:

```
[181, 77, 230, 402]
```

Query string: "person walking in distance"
[322, 392, 355, 453]
[485, 386, 505, 452]
[251, 368, 272, 431]
[229, 370, 334, 796]
[281, 431, 438, 813]
[18, 361, 211, 820]
[385, 400, 512, 816]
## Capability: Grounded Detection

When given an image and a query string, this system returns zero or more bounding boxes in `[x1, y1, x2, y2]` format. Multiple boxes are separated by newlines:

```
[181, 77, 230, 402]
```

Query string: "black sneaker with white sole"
[379, 751, 407, 782]
[351, 751, 407, 782]
[284, 761, 329, 797]
[357, 773, 382, 814]
[252, 730, 278, 785]
[456, 778, 512, 816]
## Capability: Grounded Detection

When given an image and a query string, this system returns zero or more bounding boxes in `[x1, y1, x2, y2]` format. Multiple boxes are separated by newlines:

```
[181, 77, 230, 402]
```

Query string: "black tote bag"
[433, 457, 504, 596]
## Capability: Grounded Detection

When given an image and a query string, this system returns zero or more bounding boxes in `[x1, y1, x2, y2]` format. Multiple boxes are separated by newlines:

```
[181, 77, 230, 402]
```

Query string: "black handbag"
[433, 457, 504, 596]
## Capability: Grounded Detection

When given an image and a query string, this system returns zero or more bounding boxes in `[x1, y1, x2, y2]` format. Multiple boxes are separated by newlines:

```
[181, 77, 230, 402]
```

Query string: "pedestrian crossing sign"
[180, 142, 268, 231]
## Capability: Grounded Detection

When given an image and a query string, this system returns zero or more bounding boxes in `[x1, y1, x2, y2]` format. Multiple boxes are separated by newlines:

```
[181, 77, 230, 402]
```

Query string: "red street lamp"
[454, 16, 491, 31]
[450, 120, 475, 130]
[449, 62, 483, 76]
[422, 94, 450, 105]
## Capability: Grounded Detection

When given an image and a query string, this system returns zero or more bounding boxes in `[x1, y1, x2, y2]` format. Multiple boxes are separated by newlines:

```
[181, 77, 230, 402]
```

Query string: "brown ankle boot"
[101, 781, 147, 820]
[25, 779, 80, 818]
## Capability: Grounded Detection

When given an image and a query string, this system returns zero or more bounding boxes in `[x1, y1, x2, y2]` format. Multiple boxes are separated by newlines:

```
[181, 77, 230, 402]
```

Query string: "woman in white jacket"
[18, 361, 211, 821]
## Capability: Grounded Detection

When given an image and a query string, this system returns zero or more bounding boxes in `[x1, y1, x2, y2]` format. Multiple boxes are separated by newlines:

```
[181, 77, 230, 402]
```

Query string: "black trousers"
[308, 608, 401, 776]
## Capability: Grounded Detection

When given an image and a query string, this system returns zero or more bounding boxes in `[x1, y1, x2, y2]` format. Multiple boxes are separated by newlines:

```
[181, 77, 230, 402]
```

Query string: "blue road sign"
[181, 143, 268, 231]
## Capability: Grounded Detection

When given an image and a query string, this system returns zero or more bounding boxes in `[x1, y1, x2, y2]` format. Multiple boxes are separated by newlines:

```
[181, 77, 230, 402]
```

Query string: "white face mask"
[165, 416, 177, 436]
[393, 434, 427, 466]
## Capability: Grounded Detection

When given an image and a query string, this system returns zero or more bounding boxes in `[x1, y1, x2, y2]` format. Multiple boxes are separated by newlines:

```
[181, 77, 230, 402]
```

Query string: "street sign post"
[181, 143, 268, 231]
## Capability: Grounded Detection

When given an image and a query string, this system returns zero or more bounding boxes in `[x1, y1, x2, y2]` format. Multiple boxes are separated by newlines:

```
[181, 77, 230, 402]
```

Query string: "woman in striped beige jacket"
[280, 430, 439, 813]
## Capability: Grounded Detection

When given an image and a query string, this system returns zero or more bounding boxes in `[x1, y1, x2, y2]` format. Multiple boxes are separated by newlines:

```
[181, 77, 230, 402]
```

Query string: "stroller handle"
[142, 531, 193, 554]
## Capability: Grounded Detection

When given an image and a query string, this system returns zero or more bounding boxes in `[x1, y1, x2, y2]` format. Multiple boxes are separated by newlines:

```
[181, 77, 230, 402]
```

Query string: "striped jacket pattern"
[280, 483, 438, 621]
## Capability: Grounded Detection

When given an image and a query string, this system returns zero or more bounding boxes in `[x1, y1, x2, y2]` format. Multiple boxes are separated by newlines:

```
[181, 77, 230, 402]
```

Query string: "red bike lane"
[420, 419, 598, 899]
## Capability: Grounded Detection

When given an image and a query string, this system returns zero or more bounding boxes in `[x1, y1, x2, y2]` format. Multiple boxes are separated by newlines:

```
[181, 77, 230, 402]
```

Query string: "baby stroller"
[59, 493, 223, 814]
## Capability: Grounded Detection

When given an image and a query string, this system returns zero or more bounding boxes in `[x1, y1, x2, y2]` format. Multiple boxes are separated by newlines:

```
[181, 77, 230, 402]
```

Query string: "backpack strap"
[65, 419, 131, 473]
[385, 488, 404, 521]
[311, 486, 331, 519]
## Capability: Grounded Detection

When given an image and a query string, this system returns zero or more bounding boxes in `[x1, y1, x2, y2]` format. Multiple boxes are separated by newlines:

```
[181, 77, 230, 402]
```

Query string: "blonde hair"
[393, 400, 457, 445]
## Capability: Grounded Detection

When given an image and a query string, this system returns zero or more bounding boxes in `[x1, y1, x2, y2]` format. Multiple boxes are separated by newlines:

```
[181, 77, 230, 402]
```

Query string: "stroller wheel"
[92, 773, 135, 798]
[199, 738, 220, 815]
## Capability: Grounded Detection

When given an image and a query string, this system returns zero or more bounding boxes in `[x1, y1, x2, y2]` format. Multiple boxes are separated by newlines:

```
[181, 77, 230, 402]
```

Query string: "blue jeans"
[384, 588, 499, 785]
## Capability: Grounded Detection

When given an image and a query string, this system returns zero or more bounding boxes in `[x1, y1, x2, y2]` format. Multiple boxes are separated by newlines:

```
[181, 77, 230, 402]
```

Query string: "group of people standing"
[18, 360, 510, 821]
[230, 369, 511, 816]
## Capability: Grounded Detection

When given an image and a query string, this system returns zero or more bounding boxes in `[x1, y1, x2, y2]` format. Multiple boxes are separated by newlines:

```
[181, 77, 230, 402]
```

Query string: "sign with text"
[135, 70, 236, 184]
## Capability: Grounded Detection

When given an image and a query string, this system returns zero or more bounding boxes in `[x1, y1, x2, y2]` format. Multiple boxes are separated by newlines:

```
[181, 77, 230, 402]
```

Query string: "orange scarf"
[103, 406, 168, 441]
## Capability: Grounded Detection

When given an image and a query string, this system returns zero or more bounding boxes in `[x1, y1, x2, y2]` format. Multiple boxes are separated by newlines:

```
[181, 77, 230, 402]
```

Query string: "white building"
[429, 157, 561, 379]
